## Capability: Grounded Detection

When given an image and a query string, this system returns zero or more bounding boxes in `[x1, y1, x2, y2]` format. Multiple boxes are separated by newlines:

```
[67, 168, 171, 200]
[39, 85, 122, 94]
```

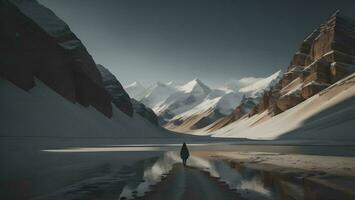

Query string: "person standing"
[180, 142, 190, 166]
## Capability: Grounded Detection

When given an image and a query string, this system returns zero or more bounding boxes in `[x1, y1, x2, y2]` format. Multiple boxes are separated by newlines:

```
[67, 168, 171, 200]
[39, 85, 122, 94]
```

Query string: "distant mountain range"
[125, 71, 282, 131]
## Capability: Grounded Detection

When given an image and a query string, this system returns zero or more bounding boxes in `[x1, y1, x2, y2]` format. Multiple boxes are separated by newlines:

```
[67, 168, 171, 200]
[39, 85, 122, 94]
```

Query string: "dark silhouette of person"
[180, 142, 190, 166]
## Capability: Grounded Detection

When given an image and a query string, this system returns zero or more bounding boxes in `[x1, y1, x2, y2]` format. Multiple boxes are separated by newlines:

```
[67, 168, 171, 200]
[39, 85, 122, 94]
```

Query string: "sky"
[38, 0, 355, 87]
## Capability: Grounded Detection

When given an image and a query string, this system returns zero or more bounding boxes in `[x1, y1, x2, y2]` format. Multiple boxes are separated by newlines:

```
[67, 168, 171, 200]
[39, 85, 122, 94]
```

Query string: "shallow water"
[2, 141, 355, 199]
[117, 152, 302, 200]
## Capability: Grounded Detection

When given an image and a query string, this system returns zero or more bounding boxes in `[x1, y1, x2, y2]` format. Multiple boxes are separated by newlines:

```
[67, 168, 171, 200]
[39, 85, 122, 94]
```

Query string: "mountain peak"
[178, 78, 211, 94]
[191, 78, 205, 85]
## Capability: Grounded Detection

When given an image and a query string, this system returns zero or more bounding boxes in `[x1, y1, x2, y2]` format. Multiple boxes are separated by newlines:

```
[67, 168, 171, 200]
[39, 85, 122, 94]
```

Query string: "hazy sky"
[38, 0, 355, 87]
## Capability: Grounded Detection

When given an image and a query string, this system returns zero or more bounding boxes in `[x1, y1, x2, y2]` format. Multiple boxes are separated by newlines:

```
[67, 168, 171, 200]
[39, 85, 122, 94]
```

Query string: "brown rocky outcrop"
[330, 62, 355, 83]
[207, 11, 355, 132]
[301, 82, 330, 99]
[276, 94, 304, 112]
[0, 0, 113, 117]
[276, 10, 355, 112]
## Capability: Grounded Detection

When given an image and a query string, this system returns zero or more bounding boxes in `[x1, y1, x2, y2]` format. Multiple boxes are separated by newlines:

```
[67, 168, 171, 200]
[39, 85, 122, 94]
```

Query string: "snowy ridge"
[154, 84, 210, 117]
[141, 82, 177, 111]
[176, 79, 211, 94]
[239, 70, 282, 98]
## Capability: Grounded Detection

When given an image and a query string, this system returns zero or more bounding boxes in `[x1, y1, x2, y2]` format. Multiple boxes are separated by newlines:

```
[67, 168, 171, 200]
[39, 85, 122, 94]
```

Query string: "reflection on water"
[34, 151, 325, 200]
[118, 152, 297, 200]
[119, 152, 179, 199]
[208, 160, 276, 200]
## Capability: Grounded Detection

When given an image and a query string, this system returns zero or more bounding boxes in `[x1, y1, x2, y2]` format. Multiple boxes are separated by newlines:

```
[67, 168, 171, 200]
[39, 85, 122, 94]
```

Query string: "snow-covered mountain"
[124, 81, 146, 100]
[238, 70, 282, 98]
[210, 74, 355, 140]
[0, 0, 178, 139]
[201, 11, 355, 140]
[125, 71, 282, 132]
[163, 71, 282, 132]
[140, 82, 177, 111]
[154, 79, 212, 122]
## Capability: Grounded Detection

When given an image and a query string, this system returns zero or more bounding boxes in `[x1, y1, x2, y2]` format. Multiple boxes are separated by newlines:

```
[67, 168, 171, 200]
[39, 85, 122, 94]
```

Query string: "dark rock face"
[131, 99, 158, 125]
[0, 0, 112, 117]
[96, 64, 133, 116]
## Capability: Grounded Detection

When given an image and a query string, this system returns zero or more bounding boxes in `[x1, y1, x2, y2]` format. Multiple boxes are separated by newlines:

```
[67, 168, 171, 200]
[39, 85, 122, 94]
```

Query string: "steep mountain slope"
[131, 99, 159, 125]
[206, 11, 355, 140]
[0, 78, 171, 138]
[0, 0, 175, 139]
[97, 64, 158, 124]
[1, 0, 113, 117]
[210, 73, 355, 140]
[97, 64, 133, 116]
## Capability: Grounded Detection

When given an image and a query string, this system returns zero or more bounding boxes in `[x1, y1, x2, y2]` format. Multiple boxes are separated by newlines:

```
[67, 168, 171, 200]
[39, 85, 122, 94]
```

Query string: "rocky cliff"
[209, 11, 355, 130]
[96, 64, 133, 116]
[131, 99, 158, 125]
[0, 0, 113, 117]
[275, 10, 355, 113]
[274, 10, 355, 113]
[96, 64, 158, 124]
